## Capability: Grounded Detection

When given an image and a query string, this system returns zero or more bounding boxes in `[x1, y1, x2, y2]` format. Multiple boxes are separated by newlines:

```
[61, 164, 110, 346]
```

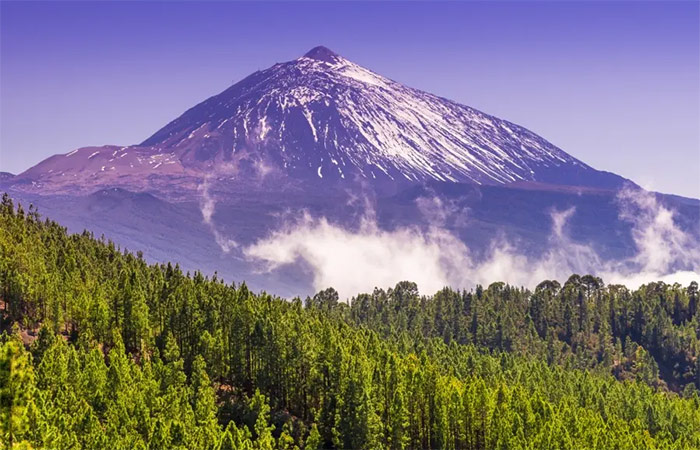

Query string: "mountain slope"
[141, 46, 624, 187]
[13, 46, 626, 196]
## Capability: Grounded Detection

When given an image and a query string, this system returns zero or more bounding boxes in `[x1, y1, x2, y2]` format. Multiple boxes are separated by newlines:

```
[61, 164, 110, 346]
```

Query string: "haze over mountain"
[2, 47, 697, 296]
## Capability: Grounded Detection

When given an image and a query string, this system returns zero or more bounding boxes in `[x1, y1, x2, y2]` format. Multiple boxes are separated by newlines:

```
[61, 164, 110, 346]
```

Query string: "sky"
[1, 1, 698, 198]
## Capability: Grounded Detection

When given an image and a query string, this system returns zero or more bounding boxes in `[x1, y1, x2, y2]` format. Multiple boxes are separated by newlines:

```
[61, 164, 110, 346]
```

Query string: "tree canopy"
[1, 193, 699, 449]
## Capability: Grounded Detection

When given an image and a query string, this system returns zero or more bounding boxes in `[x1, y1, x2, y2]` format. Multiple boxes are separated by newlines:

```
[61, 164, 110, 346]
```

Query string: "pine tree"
[0, 337, 36, 448]
[304, 424, 322, 450]
[191, 355, 220, 447]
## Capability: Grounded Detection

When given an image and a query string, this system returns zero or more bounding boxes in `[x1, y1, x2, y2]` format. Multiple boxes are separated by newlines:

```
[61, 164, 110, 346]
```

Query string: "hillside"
[2, 195, 699, 449]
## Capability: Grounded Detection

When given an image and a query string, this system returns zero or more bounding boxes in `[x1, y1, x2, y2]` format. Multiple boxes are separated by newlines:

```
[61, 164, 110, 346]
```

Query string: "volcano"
[13, 46, 625, 196]
[3, 46, 697, 296]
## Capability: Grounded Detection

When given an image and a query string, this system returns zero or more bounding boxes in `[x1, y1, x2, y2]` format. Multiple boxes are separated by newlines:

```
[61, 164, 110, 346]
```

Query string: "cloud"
[616, 187, 696, 274]
[244, 213, 470, 297]
[415, 195, 470, 228]
[196, 150, 277, 253]
[198, 175, 237, 253]
[244, 187, 699, 299]
[602, 187, 700, 287]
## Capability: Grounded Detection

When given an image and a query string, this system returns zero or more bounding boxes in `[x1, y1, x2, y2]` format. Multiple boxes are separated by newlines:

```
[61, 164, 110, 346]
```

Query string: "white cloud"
[197, 151, 278, 253]
[244, 213, 470, 298]
[244, 187, 699, 299]
[617, 187, 696, 274]
[198, 175, 237, 253]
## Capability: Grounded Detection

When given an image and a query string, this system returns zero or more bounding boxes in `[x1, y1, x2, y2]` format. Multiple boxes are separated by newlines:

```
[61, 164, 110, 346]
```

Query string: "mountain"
[3, 46, 696, 296]
[12, 46, 625, 197]
[139, 45, 626, 188]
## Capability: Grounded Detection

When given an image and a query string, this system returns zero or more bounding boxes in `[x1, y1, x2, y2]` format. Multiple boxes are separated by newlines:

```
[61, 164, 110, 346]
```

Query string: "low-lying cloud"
[198, 174, 237, 253]
[244, 187, 700, 299]
[197, 151, 276, 253]
[245, 214, 471, 297]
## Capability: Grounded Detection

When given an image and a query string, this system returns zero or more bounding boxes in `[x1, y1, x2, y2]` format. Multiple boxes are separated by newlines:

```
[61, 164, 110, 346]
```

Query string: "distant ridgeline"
[1, 193, 699, 449]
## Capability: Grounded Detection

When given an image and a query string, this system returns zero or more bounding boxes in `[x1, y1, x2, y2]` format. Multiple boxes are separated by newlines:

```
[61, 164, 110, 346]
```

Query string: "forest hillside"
[1, 193, 699, 449]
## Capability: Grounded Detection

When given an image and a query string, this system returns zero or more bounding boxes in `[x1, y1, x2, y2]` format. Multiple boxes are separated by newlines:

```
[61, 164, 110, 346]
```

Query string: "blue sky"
[1, 1, 698, 197]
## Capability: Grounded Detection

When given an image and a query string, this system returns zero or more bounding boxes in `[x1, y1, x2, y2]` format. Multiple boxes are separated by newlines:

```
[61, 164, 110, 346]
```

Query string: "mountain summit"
[15, 46, 625, 195]
[303, 45, 342, 62]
